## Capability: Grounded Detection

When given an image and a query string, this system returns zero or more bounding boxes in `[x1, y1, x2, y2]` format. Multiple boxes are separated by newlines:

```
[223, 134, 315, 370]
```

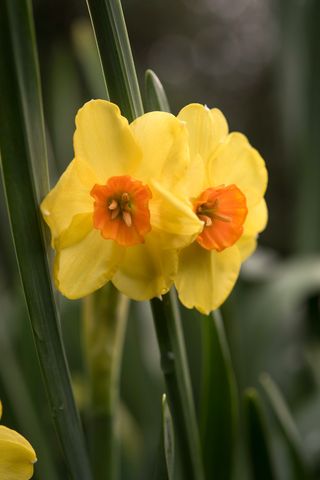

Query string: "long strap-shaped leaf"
[151, 292, 205, 480]
[244, 388, 277, 480]
[0, 2, 92, 479]
[86, 0, 143, 122]
[200, 310, 238, 480]
[261, 374, 312, 480]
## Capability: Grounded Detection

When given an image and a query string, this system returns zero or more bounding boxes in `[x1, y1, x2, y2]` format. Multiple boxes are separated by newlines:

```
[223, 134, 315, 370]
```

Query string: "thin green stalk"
[145, 70, 170, 112]
[260, 374, 311, 479]
[86, 0, 143, 121]
[153, 394, 174, 480]
[84, 283, 129, 480]
[151, 291, 205, 480]
[244, 389, 277, 480]
[0, 1, 92, 479]
[162, 394, 175, 480]
[200, 310, 238, 480]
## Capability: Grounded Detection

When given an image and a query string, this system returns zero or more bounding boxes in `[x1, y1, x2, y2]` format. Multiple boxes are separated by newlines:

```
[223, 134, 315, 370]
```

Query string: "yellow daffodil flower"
[174, 104, 268, 314]
[41, 100, 202, 300]
[0, 402, 37, 480]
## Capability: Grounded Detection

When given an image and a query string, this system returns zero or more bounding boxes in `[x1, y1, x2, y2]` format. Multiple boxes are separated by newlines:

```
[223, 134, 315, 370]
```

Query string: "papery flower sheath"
[0, 402, 37, 480]
[174, 104, 268, 314]
[41, 100, 202, 300]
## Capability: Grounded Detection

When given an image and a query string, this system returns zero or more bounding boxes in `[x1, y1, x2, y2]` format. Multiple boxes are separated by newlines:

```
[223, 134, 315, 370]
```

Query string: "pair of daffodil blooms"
[41, 101, 267, 314]
[0, 402, 36, 480]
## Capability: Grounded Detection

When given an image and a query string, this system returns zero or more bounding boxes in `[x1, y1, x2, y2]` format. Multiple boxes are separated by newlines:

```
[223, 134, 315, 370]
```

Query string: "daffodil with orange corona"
[0, 402, 37, 480]
[173, 104, 268, 313]
[41, 101, 267, 312]
[41, 100, 202, 300]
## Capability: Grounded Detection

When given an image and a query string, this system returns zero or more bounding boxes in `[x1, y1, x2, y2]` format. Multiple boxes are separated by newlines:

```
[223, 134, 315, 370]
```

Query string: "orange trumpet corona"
[194, 184, 248, 251]
[91, 175, 152, 246]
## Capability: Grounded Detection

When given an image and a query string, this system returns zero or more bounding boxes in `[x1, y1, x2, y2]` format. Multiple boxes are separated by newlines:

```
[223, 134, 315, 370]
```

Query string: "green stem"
[244, 389, 277, 480]
[83, 283, 129, 480]
[200, 310, 238, 480]
[151, 291, 205, 480]
[86, 0, 143, 122]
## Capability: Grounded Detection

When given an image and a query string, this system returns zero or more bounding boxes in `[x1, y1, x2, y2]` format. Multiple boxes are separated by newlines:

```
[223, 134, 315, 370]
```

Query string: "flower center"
[91, 175, 152, 246]
[194, 184, 248, 251]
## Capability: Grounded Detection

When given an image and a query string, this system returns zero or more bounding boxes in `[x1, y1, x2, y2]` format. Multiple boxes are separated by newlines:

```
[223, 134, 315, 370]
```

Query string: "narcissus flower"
[41, 100, 202, 300]
[0, 402, 37, 480]
[174, 104, 268, 314]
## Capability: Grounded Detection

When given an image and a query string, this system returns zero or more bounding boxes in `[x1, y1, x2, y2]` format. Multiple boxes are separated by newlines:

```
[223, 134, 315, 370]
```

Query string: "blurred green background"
[1, 0, 320, 479]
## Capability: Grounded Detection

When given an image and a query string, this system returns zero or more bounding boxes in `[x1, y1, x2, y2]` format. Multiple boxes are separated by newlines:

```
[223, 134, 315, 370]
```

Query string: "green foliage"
[162, 395, 175, 480]
[243, 389, 277, 480]
[0, 1, 92, 479]
[200, 311, 238, 480]
[85, 0, 143, 121]
[145, 70, 170, 113]
[151, 292, 205, 480]
[261, 374, 312, 480]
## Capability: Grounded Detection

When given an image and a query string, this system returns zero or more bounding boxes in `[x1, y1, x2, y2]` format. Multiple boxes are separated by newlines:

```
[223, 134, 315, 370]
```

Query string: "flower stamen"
[122, 210, 132, 227]
[91, 175, 152, 246]
[108, 199, 118, 210]
[198, 214, 212, 227]
[111, 207, 120, 219]
[212, 212, 232, 223]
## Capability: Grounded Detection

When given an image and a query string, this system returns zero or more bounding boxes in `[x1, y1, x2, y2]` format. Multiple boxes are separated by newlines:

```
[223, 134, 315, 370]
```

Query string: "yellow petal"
[130, 111, 189, 189]
[112, 234, 177, 300]
[179, 153, 206, 199]
[236, 236, 257, 261]
[0, 426, 36, 480]
[0, 427, 35, 457]
[54, 213, 93, 250]
[74, 100, 141, 182]
[210, 108, 229, 141]
[41, 158, 96, 244]
[177, 103, 228, 165]
[175, 242, 241, 314]
[149, 179, 203, 247]
[54, 229, 124, 299]
[243, 198, 268, 236]
[208, 132, 268, 207]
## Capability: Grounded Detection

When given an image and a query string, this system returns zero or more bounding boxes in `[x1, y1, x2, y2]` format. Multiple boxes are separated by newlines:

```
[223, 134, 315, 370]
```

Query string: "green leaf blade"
[151, 292, 205, 480]
[0, 2, 92, 479]
[162, 394, 175, 480]
[200, 310, 238, 480]
[86, 0, 143, 121]
[145, 70, 170, 112]
[5, 0, 49, 201]
[244, 388, 277, 480]
[261, 373, 312, 480]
